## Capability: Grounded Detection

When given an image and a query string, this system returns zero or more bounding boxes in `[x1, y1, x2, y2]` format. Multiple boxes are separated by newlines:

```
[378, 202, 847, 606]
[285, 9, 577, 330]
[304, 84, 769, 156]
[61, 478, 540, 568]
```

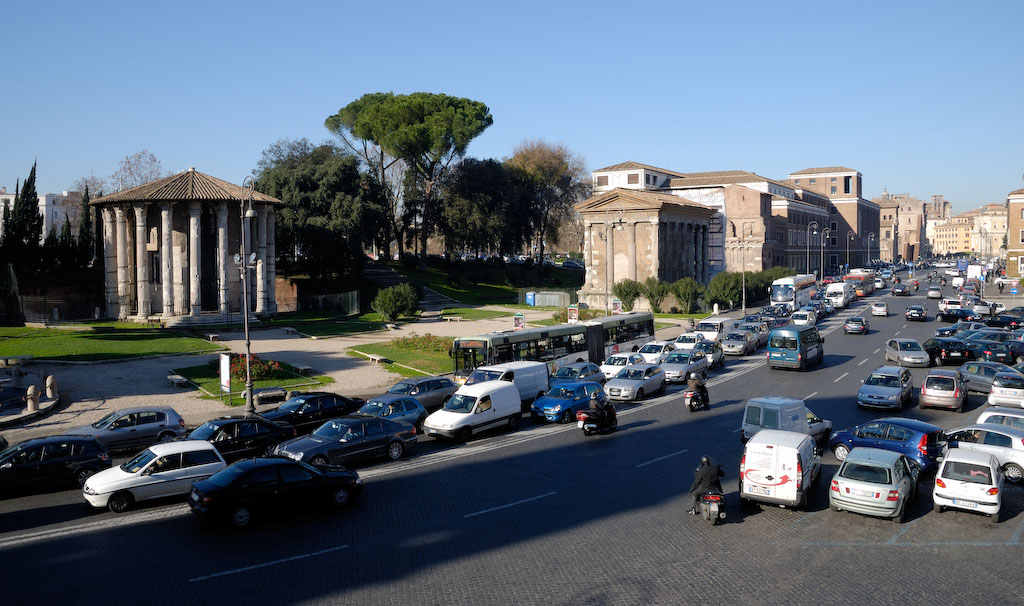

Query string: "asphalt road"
[2, 273, 1021, 605]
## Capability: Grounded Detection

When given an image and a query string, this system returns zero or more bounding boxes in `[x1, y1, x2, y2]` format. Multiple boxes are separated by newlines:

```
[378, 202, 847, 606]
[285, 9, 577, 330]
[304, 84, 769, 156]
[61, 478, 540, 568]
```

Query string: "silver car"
[386, 376, 458, 411]
[987, 372, 1024, 407]
[829, 447, 919, 522]
[660, 350, 710, 383]
[857, 366, 914, 410]
[958, 361, 1015, 394]
[604, 363, 666, 402]
[920, 369, 968, 411]
[637, 341, 676, 365]
[357, 395, 428, 429]
[944, 424, 1024, 483]
[721, 330, 758, 356]
[884, 338, 930, 367]
[737, 322, 770, 347]
[65, 407, 186, 450]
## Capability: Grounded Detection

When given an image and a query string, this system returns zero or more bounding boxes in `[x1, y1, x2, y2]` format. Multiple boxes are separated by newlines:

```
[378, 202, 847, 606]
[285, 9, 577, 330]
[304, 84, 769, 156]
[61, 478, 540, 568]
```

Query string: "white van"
[464, 361, 549, 409]
[739, 429, 821, 509]
[694, 318, 736, 343]
[825, 282, 854, 309]
[740, 397, 832, 443]
[422, 381, 522, 442]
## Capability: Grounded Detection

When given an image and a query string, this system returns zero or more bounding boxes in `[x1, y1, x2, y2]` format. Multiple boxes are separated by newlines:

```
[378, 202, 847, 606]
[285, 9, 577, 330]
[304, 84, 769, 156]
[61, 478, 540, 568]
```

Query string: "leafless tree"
[110, 150, 165, 190]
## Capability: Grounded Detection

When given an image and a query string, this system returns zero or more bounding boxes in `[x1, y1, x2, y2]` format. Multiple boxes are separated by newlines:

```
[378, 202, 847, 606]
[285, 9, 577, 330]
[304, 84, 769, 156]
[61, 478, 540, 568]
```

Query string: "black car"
[964, 340, 1013, 364]
[934, 321, 986, 337]
[273, 416, 417, 466]
[188, 458, 362, 527]
[1003, 340, 1024, 365]
[0, 435, 111, 493]
[892, 284, 910, 296]
[986, 315, 1024, 329]
[259, 392, 365, 435]
[937, 308, 982, 323]
[905, 306, 927, 321]
[187, 416, 297, 462]
[921, 337, 971, 365]
[759, 305, 788, 318]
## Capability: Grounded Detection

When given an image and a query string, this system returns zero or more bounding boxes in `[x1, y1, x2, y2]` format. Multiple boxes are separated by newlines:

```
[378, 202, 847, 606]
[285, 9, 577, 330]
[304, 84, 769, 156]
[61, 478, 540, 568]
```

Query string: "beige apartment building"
[972, 203, 1007, 260]
[870, 191, 925, 262]
[932, 215, 973, 255]
[1006, 189, 1024, 277]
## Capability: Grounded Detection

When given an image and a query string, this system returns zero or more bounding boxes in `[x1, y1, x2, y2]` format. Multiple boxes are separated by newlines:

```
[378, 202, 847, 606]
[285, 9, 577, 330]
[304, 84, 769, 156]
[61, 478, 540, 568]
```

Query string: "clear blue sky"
[2, 0, 1022, 213]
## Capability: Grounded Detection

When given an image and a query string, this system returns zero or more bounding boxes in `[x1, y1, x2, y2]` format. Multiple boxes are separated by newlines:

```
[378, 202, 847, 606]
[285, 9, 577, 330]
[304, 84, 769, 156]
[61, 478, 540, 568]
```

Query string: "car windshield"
[552, 366, 581, 379]
[358, 400, 386, 415]
[768, 336, 797, 350]
[676, 335, 699, 343]
[725, 333, 746, 341]
[924, 376, 955, 390]
[942, 461, 993, 484]
[605, 356, 629, 366]
[873, 303, 886, 308]
[120, 449, 157, 473]
[840, 462, 892, 484]
[639, 344, 662, 354]
[546, 387, 575, 399]
[91, 412, 120, 429]
[189, 422, 219, 440]
[848, 318, 864, 325]
[664, 353, 691, 364]
[443, 394, 477, 413]
[617, 368, 645, 380]
[467, 370, 502, 384]
[865, 374, 900, 387]
[388, 382, 415, 394]
[278, 397, 309, 413]
[313, 420, 349, 440]
[696, 322, 719, 332]
[899, 342, 923, 351]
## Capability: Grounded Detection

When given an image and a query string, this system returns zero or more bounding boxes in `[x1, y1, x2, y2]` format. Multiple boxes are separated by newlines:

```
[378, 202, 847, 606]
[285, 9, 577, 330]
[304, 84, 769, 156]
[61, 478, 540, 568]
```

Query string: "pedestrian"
[999, 282, 1004, 294]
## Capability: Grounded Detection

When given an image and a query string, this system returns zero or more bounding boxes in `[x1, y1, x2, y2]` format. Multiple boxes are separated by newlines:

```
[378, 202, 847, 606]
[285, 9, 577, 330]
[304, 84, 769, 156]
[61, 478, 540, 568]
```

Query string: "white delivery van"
[464, 361, 549, 410]
[422, 381, 521, 442]
[693, 318, 736, 343]
[825, 282, 854, 309]
[739, 429, 821, 509]
[740, 397, 832, 443]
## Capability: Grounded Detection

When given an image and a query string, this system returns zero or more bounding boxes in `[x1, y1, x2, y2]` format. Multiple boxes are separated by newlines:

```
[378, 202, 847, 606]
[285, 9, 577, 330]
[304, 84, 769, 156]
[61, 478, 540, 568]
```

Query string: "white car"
[82, 440, 226, 513]
[791, 311, 816, 326]
[933, 449, 1003, 519]
[871, 302, 889, 317]
[636, 341, 676, 365]
[673, 332, 705, 350]
[599, 352, 645, 380]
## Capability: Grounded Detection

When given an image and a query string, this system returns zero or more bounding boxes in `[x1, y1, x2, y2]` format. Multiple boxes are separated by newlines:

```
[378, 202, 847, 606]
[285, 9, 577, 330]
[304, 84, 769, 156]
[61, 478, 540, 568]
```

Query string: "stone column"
[188, 202, 201, 318]
[650, 220, 661, 280]
[266, 208, 277, 313]
[256, 206, 268, 313]
[133, 204, 150, 318]
[114, 205, 129, 319]
[627, 221, 637, 281]
[605, 221, 614, 310]
[698, 225, 707, 283]
[216, 201, 229, 315]
[102, 207, 117, 316]
[160, 203, 174, 318]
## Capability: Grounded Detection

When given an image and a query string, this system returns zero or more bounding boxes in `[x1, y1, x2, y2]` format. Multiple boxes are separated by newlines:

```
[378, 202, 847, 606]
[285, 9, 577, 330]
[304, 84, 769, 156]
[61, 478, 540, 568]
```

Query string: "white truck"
[825, 281, 854, 309]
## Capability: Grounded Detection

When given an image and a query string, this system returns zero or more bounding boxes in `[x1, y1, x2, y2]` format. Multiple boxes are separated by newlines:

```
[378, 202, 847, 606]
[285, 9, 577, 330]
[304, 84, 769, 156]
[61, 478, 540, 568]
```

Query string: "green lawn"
[0, 327, 44, 338]
[172, 361, 335, 407]
[438, 307, 511, 321]
[0, 327, 223, 361]
[349, 335, 452, 377]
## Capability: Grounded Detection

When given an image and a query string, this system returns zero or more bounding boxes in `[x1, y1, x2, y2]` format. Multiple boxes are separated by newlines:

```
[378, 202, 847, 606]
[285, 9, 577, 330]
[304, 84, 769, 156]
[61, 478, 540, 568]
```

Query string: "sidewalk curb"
[0, 395, 68, 430]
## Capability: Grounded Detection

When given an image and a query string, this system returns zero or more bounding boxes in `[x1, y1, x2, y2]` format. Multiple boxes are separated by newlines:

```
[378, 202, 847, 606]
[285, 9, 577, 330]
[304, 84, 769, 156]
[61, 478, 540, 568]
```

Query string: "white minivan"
[694, 318, 736, 343]
[740, 397, 832, 443]
[422, 381, 522, 443]
[740, 429, 821, 509]
[464, 361, 549, 410]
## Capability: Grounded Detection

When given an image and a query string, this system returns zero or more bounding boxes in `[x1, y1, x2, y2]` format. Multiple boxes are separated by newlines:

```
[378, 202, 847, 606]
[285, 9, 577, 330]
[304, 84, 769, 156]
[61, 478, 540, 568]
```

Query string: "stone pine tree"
[77, 184, 95, 267]
[8, 161, 44, 264]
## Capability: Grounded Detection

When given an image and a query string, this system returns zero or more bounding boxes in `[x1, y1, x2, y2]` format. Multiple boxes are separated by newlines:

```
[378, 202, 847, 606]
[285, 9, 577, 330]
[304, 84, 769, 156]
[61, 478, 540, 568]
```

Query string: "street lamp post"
[730, 221, 750, 315]
[847, 230, 855, 271]
[239, 177, 258, 416]
[820, 227, 832, 281]
[868, 232, 876, 267]
[805, 221, 819, 276]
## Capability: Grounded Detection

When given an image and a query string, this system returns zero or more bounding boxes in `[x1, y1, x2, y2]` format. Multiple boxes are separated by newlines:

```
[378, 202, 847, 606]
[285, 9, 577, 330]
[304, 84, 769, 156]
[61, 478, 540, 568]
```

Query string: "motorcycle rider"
[688, 455, 725, 514]
[913, 279, 920, 291]
[687, 372, 709, 408]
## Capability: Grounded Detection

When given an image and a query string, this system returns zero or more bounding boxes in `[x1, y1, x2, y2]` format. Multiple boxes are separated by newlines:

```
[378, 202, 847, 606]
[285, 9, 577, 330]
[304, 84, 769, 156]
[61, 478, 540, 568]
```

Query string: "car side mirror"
[820, 337, 825, 343]
[860, 379, 865, 383]
[0, 462, 11, 469]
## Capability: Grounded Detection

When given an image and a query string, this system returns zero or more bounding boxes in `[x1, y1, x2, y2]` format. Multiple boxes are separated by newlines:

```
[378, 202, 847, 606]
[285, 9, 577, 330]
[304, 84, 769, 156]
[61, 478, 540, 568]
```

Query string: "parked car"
[884, 338, 930, 367]
[978, 407, 1024, 430]
[957, 361, 1016, 394]
[963, 340, 1013, 365]
[871, 302, 889, 317]
[259, 392, 366, 435]
[531, 382, 605, 424]
[273, 416, 417, 465]
[549, 362, 604, 386]
[187, 416, 297, 463]
[857, 366, 914, 410]
[385, 376, 457, 411]
[829, 417, 944, 472]
[829, 447, 920, 522]
[986, 372, 1024, 408]
[83, 440, 226, 513]
[693, 340, 725, 370]
[0, 435, 111, 493]
[919, 369, 968, 412]
[188, 458, 363, 527]
[660, 350, 710, 383]
[673, 332, 705, 350]
[844, 317, 869, 335]
[356, 395, 428, 430]
[927, 286, 943, 299]
[604, 363, 666, 402]
[637, 341, 677, 364]
[922, 337, 971, 365]
[932, 449, 1003, 519]
[64, 407, 187, 450]
[599, 352, 645, 380]
[905, 305, 927, 321]
[721, 330, 758, 356]
[943, 424, 1024, 483]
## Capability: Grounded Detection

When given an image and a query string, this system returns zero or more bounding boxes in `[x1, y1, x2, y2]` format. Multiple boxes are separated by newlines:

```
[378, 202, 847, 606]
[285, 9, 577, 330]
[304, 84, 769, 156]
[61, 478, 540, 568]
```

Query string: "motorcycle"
[913, 282, 919, 292]
[683, 389, 709, 412]
[576, 406, 617, 436]
[699, 490, 726, 525]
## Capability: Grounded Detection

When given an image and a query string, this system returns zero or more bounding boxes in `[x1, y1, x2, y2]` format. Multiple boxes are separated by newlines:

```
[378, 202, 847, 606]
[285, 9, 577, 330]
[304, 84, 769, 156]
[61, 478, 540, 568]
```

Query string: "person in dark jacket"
[686, 372, 709, 407]
[688, 455, 725, 514]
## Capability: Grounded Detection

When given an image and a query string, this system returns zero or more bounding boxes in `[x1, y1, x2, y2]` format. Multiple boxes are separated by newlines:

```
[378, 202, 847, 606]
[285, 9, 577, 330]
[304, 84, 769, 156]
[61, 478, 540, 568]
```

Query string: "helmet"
[700, 455, 711, 466]
[690, 372, 700, 380]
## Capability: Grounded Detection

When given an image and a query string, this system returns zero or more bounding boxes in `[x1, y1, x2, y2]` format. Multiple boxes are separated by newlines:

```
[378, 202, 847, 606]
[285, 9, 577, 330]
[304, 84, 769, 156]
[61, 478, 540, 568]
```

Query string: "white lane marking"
[189, 545, 349, 582]
[902, 324, 907, 329]
[636, 449, 689, 468]
[894, 331, 901, 336]
[463, 491, 557, 519]
[803, 392, 818, 400]
[858, 359, 868, 366]
[834, 372, 849, 383]
[874, 348, 880, 354]
[0, 504, 189, 549]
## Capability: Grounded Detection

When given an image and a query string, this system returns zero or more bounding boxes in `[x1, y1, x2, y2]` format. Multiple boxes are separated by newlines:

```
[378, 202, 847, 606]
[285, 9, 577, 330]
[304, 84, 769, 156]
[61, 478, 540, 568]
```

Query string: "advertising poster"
[220, 353, 231, 393]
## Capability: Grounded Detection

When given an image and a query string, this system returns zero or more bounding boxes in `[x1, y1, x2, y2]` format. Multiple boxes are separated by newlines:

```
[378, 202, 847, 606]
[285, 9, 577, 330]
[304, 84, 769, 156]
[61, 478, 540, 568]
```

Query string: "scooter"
[699, 490, 726, 525]
[576, 406, 617, 436]
[683, 389, 709, 412]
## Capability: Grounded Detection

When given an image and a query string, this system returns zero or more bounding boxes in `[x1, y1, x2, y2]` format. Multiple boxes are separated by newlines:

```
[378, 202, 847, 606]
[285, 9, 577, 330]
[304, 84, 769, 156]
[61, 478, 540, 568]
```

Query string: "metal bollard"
[26, 384, 40, 413]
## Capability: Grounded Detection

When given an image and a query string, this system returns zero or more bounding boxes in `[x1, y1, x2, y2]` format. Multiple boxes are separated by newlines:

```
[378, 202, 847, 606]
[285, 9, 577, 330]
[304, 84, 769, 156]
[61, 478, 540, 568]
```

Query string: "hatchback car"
[604, 363, 666, 402]
[829, 447, 919, 522]
[921, 337, 969, 366]
[531, 381, 605, 423]
[660, 349, 709, 383]
[737, 322, 771, 347]
[274, 416, 417, 466]
[986, 372, 1024, 407]
[844, 317, 869, 335]
[673, 332, 705, 350]
[260, 392, 366, 435]
[188, 458, 363, 527]
[385, 376, 457, 411]
[64, 407, 187, 450]
[892, 284, 910, 296]
[884, 338, 930, 367]
[356, 395, 428, 430]
[857, 366, 914, 410]
[919, 369, 968, 412]
[549, 362, 604, 387]
[829, 418, 944, 473]
[637, 341, 676, 364]
[938, 308, 982, 323]
[871, 302, 889, 317]
[693, 340, 725, 370]
[791, 311, 816, 326]
[0, 435, 111, 493]
[964, 340, 1012, 365]
[978, 407, 1024, 430]
[932, 449, 1002, 518]
[187, 416, 297, 463]
[83, 440, 226, 513]
[599, 352, 645, 380]
[721, 330, 758, 356]
[905, 306, 927, 321]
[957, 361, 1016, 394]
[943, 424, 1024, 483]
[927, 286, 943, 299]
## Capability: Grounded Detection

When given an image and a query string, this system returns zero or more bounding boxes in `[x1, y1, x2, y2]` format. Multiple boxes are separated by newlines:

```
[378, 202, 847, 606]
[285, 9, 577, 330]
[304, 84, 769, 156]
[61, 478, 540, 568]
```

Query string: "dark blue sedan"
[531, 381, 606, 424]
[828, 417, 944, 473]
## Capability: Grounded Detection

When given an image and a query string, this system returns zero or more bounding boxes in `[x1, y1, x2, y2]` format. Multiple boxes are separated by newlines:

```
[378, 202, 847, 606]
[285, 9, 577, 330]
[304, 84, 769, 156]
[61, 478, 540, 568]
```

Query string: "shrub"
[371, 283, 420, 321]
[611, 279, 643, 311]
[671, 277, 705, 314]
[228, 353, 284, 382]
[551, 308, 605, 323]
[643, 277, 671, 313]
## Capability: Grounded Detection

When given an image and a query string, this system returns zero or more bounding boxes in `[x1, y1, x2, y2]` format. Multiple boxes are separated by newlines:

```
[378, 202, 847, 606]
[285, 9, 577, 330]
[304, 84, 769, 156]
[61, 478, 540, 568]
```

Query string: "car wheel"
[933, 502, 943, 514]
[386, 441, 404, 461]
[508, 415, 519, 430]
[894, 501, 907, 523]
[157, 431, 176, 442]
[636, 389, 644, 401]
[331, 486, 351, 508]
[609, 416, 617, 432]
[108, 491, 134, 514]
[833, 444, 850, 461]
[561, 410, 574, 424]
[230, 506, 252, 528]
[75, 467, 98, 487]
[1003, 463, 1023, 483]
[658, 381, 666, 396]
[457, 428, 471, 443]
[310, 456, 329, 467]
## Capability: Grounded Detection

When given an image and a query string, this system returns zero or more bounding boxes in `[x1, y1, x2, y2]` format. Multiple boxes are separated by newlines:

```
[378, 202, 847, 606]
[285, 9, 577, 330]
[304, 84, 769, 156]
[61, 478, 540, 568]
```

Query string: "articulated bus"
[450, 312, 656, 384]
[844, 269, 877, 297]
[768, 274, 817, 313]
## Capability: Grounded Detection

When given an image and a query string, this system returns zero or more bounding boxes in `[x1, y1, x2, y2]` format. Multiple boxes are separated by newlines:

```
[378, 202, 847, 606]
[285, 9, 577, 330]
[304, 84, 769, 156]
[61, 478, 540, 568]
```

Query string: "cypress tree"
[77, 184, 94, 267]
[9, 161, 44, 262]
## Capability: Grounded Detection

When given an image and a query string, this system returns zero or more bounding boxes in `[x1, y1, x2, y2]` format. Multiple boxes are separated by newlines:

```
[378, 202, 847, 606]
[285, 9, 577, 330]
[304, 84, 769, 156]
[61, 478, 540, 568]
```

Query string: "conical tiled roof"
[92, 168, 282, 205]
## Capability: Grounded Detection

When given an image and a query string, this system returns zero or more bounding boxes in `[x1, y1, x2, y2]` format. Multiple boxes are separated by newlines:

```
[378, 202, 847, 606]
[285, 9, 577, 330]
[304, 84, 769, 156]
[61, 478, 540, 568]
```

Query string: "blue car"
[549, 362, 604, 387]
[828, 417, 945, 473]
[531, 381, 606, 424]
[356, 394, 428, 430]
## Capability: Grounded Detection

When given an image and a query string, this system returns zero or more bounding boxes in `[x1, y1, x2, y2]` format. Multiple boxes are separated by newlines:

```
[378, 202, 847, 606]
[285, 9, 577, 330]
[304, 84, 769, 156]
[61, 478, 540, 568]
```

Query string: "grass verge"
[0, 327, 222, 361]
[349, 335, 453, 377]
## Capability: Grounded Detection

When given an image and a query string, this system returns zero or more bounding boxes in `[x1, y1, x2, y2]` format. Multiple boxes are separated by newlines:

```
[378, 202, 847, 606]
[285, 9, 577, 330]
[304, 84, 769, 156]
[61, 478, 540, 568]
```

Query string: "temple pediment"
[575, 188, 715, 218]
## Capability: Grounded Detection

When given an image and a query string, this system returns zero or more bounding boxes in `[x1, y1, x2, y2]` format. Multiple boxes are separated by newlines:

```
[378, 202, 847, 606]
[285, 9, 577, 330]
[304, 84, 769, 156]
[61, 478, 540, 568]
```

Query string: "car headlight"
[551, 404, 562, 412]
[289, 451, 304, 460]
[887, 394, 898, 400]
[83, 484, 97, 495]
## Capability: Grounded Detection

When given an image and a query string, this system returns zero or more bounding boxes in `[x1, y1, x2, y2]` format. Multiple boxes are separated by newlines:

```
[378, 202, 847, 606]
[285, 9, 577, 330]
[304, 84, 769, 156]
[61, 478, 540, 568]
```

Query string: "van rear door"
[742, 441, 782, 499]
